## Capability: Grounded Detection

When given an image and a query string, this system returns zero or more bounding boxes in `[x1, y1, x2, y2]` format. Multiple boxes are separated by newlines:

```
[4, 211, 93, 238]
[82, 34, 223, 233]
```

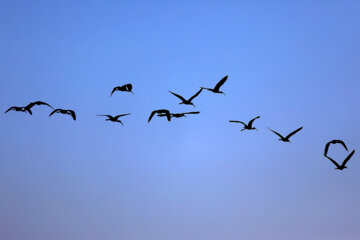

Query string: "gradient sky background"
[1, 1, 360, 240]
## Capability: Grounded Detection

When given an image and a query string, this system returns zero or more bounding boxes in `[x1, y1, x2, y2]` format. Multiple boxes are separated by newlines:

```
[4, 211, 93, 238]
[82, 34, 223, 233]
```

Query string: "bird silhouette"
[97, 114, 130, 125]
[169, 89, 202, 107]
[267, 127, 303, 142]
[25, 101, 53, 112]
[4, 106, 32, 115]
[201, 75, 228, 94]
[157, 111, 200, 119]
[324, 140, 348, 156]
[325, 150, 355, 170]
[49, 109, 76, 120]
[148, 109, 171, 122]
[229, 116, 260, 131]
[110, 84, 133, 96]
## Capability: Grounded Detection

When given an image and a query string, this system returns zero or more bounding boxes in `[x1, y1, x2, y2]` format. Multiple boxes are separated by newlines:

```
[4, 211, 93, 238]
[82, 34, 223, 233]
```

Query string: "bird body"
[148, 109, 171, 122]
[229, 116, 260, 131]
[267, 127, 303, 142]
[169, 88, 202, 107]
[325, 150, 355, 170]
[110, 84, 133, 96]
[201, 75, 228, 94]
[49, 109, 76, 120]
[97, 114, 130, 125]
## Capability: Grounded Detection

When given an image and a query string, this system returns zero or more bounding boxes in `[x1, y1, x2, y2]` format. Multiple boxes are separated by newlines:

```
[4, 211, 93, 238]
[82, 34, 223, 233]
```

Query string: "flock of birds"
[5, 75, 356, 170]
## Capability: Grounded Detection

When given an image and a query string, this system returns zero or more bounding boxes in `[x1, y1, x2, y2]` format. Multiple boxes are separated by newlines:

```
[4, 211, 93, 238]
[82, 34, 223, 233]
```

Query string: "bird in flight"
[201, 75, 228, 94]
[168, 88, 202, 107]
[49, 109, 76, 120]
[148, 109, 171, 122]
[110, 84, 133, 96]
[157, 111, 200, 119]
[267, 126, 303, 142]
[325, 150, 355, 170]
[324, 139, 348, 156]
[25, 101, 53, 112]
[97, 114, 130, 125]
[4, 106, 32, 115]
[229, 116, 260, 131]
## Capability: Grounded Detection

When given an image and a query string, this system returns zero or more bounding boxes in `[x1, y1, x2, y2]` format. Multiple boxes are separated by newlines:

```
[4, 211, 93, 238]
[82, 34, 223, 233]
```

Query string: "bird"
[201, 75, 228, 94]
[110, 84, 133, 96]
[148, 109, 171, 122]
[267, 127, 303, 142]
[157, 111, 200, 119]
[325, 149, 355, 170]
[97, 114, 130, 125]
[4, 106, 32, 115]
[49, 109, 76, 120]
[229, 116, 260, 131]
[324, 140, 348, 156]
[25, 101, 53, 112]
[168, 88, 202, 107]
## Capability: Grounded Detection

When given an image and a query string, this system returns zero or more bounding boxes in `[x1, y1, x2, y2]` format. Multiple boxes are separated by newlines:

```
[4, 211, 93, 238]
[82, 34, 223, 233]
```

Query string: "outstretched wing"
[248, 116, 260, 127]
[148, 110, 157, 122]
[114, 113, 131, 120]
[229, 120, 247, 127]
[324, 141, 331, 156]
[183, 111, 200, 115]
[214, 75, 228, 92]
[169, 91, 187, 102]
[27, 101, 53, 109]
[341, 150, 355, 168]
[285, 127, 303, 139]
[97, 114, 112, 118]
[188, 88, 203, 102]
[325, 155, 341, 168]
[124, 84, 132, 91]
[4, 107, 16, 113]
[49, 109, 59, 117]
[337, 140, 348, 152]
[68, 110, 76, 120]
[267, 128, 285, 139]
[110, 87, 120, 97]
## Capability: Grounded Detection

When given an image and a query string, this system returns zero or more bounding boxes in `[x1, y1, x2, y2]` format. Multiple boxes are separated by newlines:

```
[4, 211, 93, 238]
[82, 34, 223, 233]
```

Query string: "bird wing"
[4, 107, 16, 113]
[214, 75, 228, 91]
[49, 109, 60, 116]
[169, 91, 186, 102]
[267, 128, 285, 139]
[248, 116, 260, 127]
[183, 111, 200, 115]
[325, 155, 341, 168]
[341, 150, 355, 167]
[110, 87, 119, 96]
[114, 113, 131, 120]
[27, 101, 53, 109]
[123, 84, 133, 91]
[337, 140, 348, 151]
[324, 141, 331, 156]
[188, 88, 203, 101]
[97, 114, 112, 118]
[148, 110, 157, 122]
[229, 120, 247, 126]
[285, 127, 303, 139]
[68, 110, 76, 120]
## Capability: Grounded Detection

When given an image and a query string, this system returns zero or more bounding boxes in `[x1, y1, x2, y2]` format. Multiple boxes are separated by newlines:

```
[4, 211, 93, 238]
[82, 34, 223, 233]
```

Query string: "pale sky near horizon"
[1, 1, 360, 240]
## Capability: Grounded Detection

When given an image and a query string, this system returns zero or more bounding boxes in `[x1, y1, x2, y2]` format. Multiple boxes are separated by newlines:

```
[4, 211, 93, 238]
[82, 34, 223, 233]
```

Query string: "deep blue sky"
[1, 1, 360, 239]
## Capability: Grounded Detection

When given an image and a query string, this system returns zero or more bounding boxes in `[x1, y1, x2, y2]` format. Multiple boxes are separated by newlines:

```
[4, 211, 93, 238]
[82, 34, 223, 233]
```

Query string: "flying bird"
[148, 109, 171, 122]
[324, 139, 348, 156]
[25, 101, 53, 112]
[110, 84, 133, 96]
[157, 111, 200, 119]
[97, 114, 130, 125]
[229, 116, 260, 131]
[201, 75, 228, 94]
[169, 88, 202, 107]
[267, 127, 303, 142]
[49, 109, 76, 120]
[325, 150, 355, 170]
[4, 106, 32, 115]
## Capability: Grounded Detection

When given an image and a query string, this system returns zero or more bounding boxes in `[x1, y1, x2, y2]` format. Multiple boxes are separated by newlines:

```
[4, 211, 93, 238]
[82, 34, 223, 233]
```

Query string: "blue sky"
[1, 1, 360, 239]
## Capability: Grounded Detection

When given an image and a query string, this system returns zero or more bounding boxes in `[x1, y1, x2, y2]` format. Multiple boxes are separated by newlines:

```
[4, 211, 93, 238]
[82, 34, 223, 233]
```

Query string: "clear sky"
[1, 1, 360, 239]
